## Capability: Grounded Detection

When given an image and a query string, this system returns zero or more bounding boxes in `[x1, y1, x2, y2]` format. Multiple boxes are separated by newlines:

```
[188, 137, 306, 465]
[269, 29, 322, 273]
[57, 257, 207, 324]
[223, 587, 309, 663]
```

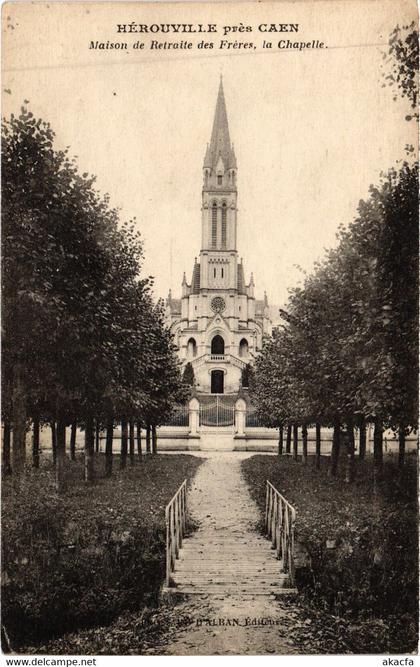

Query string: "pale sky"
[2, 0, 417, 307]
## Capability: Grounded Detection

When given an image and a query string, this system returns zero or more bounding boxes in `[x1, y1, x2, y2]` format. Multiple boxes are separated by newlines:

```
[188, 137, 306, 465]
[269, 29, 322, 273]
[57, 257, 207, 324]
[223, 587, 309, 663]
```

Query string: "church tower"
[166, 78, 273, 395]
[201, 77, 238, 292]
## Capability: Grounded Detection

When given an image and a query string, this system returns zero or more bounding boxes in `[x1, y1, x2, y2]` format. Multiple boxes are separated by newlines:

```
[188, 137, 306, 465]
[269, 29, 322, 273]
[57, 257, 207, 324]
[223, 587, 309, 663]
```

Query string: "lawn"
[1, 453, 203, 651]
[241, 453, 418, 654]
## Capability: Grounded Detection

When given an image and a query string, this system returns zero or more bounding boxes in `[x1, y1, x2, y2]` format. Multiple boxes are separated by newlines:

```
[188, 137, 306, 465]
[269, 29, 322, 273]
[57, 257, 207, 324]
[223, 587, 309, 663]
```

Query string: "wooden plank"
[169, 586, 294, 594]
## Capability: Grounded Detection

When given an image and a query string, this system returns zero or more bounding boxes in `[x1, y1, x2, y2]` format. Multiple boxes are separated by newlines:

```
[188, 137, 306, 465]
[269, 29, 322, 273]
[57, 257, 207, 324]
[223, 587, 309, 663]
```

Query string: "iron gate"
[165, 405, 189, 426]
[245, 406, 263, 427]
[199, 396, 234, 427]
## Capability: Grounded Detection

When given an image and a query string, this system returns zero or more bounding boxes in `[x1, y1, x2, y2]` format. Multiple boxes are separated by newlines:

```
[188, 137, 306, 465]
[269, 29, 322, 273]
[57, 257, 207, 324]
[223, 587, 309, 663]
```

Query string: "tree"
[382, 21, 419, 121]
[2, 106, 187, 485]
[251, 165, 418, 480]
[241, 363, 253, 389]
[182, 362, 195, 387]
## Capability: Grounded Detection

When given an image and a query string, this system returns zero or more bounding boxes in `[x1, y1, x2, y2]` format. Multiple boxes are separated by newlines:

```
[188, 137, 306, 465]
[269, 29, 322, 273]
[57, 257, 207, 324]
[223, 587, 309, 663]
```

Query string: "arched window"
[239, 338, 249, 357]
[221, 203, 227, 248]
[211, 335, 225, 355]
[211, 203, 217, 248]
[187, 337, 197, 358]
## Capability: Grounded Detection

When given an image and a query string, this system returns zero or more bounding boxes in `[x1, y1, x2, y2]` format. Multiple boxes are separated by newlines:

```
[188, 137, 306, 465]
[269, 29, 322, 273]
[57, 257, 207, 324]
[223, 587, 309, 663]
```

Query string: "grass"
[1, 453, 203, 651]
[241, 452, 418, 654]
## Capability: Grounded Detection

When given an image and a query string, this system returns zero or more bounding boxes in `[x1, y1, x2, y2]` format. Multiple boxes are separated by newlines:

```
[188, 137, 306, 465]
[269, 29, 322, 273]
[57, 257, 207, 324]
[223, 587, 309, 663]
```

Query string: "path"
[149, 452, 304, 655]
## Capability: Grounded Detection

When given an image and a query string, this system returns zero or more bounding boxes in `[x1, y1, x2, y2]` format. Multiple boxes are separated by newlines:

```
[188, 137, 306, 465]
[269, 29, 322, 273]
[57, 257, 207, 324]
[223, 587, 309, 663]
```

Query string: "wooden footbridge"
[163, 478, 297, 597]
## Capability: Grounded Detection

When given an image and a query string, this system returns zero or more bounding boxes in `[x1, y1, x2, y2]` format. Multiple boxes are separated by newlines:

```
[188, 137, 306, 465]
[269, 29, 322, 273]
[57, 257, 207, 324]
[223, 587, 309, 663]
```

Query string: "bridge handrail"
[265, 480, 297, 584]
[165, 479, 187, 586]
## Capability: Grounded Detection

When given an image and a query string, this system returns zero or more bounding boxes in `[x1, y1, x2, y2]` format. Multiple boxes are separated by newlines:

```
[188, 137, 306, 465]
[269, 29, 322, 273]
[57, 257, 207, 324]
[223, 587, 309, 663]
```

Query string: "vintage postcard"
[1, 0, 418, 661]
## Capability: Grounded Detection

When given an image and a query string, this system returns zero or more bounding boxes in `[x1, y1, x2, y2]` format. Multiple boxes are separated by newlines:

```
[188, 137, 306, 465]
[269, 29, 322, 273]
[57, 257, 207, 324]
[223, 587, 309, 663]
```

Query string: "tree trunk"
[302, 424, 308, 464]
[129, 418, 135, 465]
[152, 424, 157, 454]
[146, 424, 151, 454]
[70, 419, 77, 461]
[373, 417, 383, 494]
[2, 420, 12, 476]
[373, 418, 383, 466]
[359, 418, 366, 460]
[345, 420, 355, 484]
[278, 425, 283, 456]
[398, 427, 405, 468]
[84, 416, 95, 483]
[315, 423, 321, 469]
[286, 425, 291, 454]
[32, 416, 40, 468]
[120, 418, 128, 468]
[51, 422, 57, 466]
[329, 420, 340, 476]
[105, 419, 114, 477]
[136, 421, 142, 457]
[56, 418, 66, 493]
[292, 423, 298, 460]
[12, 368, 26, 474]
[95, 421, 100, 453]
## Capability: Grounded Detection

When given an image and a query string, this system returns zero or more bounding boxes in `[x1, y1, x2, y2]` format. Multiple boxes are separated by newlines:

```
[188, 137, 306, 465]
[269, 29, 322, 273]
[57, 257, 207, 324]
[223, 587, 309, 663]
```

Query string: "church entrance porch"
[211, 369, 224, 394]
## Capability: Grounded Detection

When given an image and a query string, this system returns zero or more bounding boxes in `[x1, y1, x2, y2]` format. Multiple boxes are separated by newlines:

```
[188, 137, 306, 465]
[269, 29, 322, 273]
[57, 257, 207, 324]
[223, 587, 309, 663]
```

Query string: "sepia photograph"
[1, 0, 419, 659]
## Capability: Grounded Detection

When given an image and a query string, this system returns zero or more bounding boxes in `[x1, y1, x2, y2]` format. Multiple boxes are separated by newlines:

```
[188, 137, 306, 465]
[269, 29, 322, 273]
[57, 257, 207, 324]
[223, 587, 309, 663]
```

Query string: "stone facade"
[165, 78, 274, 395]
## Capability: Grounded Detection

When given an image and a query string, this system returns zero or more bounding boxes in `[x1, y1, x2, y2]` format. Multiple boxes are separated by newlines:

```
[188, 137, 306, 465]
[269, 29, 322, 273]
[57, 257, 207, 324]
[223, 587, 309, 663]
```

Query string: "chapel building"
[165, 78, 274, 395]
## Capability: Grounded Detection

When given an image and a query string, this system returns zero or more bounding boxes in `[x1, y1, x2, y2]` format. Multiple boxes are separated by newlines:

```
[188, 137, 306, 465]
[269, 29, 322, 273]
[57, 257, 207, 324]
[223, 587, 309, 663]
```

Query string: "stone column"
[235, 398, 246, 436]
[189, 397, 200, 436]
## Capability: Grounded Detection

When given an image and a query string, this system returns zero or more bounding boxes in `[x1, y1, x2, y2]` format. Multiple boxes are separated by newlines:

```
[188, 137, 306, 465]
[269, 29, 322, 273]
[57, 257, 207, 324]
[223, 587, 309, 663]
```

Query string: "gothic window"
[217, 175, 222, 185]
[221, 203, 227, 248]
[211, 203, 217, 248]
[221, 267, 224, 278]
[214, 267, 216, 278]
[211, 335, 225, 355]
[187, 337, 197, 358]
[239, 338, 249, 357]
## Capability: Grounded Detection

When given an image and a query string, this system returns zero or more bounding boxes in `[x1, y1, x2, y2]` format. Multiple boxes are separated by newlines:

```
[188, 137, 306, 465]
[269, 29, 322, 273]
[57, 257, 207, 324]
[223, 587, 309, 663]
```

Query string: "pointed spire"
[204, 78, 235, 171]
[230, 143, 237, 169]
[203, 143, 211, 168]
[182, 271, 187, 285]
